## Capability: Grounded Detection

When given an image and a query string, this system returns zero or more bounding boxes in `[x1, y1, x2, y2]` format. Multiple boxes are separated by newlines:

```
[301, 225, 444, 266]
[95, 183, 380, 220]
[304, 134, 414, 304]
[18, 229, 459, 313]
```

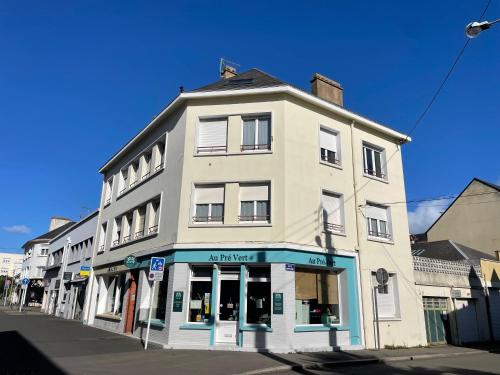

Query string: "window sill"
[367, 236, 394, 245]
[323, 230, 346, 237]
[362, 173, 389, 184]
[138, 319, 165, 328]
[188, 223, 272, 228]
[194, 151, 273, 157]
[67, 260, 80, 266]
[294, 325, 347, 332]
[240, 325, 273, 332]
[180, 323, 212, 330]
[319, 160, 343, 170]
[377, 317, 401, 322]
[103, 202, 111, 208]
[117, 166, 164, 200]
[96, 313, 122, 322]
[110, 232, 158, 251]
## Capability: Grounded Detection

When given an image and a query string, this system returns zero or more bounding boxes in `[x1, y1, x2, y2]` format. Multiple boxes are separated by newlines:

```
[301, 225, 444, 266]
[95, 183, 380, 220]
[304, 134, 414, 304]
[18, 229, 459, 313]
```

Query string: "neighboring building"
[85, 67, 425, 351]
[0, 252, 23, 277]
[426, 178, 500, 259]
[42, 211, 98, 320]
[18, 217, 74, 305]
[412, 240, 499, 345]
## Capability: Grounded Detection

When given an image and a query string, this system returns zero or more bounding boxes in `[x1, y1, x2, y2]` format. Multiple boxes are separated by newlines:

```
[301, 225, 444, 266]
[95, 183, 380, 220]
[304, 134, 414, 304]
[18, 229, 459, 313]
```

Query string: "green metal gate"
[423, 297, 448, 344]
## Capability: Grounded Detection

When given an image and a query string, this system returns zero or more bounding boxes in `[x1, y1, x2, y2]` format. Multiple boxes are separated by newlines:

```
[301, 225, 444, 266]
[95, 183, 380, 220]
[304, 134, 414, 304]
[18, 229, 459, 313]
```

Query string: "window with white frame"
[135, 205, 147, 239]
[193, 185, 224, 223]
[98, 223, 107, 252]
[322, 191, 344, 233]
[112, 217, 122, 246]
[129, 160, 140, 188]
[122, 212, 133, 243]
[119, 168, 128, 195]
[239, 183, 270, 223]
[153, 141, 165, 172]
[40, 248, 49, 256]
[246, 266, 271, 326]
[141, 150, 152, 180]
[372, 272, 399, 319]
[366, 203, 392, 240]
[197, 118, 228, 153]
[320, 128, 340, 165]
[147, 199, 160, 234]
[188, 266, 213, 322]
[363, 143, 386, 179]
[104, 274, 126, 316]
[104, 178, 113, 205]
[241, 116, 271, 151]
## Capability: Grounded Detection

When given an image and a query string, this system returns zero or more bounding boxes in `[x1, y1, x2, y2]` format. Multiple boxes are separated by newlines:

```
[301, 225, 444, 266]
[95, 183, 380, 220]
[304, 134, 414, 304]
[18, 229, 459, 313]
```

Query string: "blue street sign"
[150, 257, 165, 272]
[21, 278, 30, 285]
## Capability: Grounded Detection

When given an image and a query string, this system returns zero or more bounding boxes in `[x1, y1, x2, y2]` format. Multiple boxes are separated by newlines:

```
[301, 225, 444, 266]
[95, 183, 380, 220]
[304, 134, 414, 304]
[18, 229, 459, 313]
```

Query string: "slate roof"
[190, 68, 287, 93]
[21, 221, 75, 249]
[411, 240, 496, 263]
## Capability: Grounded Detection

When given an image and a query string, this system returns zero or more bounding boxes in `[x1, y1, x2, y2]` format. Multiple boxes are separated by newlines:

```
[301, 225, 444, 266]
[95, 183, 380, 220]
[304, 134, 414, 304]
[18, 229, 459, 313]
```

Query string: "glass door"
[216, 270, 240, 344]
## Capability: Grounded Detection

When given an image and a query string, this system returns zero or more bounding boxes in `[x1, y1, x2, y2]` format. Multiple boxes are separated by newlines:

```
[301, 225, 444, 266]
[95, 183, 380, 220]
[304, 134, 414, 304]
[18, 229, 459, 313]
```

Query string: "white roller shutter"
[239, 184, 269, 201]
[320, 128, 337, 152]
[195, 185, 225, 204]
[322, 192, 342, 224]
[198, 119, 227, 149]
[366, 204, 388, 221]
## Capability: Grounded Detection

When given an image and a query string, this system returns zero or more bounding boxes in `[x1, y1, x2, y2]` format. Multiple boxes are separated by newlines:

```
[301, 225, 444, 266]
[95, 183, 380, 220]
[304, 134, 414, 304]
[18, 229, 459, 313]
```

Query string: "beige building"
[85, 67, 425, 351]
[426, 178, 500, 258]
[0, 252, 23, 277]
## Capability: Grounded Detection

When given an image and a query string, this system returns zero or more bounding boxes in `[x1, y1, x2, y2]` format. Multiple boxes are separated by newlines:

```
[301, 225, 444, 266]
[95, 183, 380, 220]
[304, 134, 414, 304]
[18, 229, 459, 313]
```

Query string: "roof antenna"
[219, 57, 241, 77]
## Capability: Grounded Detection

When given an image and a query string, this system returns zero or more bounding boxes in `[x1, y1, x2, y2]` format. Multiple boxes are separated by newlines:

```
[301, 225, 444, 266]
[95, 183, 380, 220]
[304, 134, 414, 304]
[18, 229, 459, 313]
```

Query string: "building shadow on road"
[312, 363, 499, 375]
[0, 330, 66, 375]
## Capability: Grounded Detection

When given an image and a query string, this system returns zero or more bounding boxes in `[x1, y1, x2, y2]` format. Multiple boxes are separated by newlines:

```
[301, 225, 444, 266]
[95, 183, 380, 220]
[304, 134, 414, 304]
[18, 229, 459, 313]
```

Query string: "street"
[1, 308, 499, 375]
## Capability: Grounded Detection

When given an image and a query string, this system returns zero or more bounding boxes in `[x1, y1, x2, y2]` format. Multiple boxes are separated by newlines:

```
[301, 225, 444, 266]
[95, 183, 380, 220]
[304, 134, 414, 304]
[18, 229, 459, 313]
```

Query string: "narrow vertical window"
[247, 266, 271, 326]
[241, 116, 271, 151]
[189, 266, 213, 323]
[322, 191, 344, 233]
[363, 143, 386, 179]
[320, 128, 340, 165]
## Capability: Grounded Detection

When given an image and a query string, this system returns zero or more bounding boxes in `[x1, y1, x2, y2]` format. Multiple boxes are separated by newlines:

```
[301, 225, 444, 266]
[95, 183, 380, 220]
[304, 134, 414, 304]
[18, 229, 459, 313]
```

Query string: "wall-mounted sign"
[80, 266, 90, 277]
[172, 291, 183, 312]
[285, 263, 295, 271]
[124, 255, 137, 269]
[451, 290, 462, 298]
[273, 293, 283, 315]
[63, 272, 72, 281]
[148, 272, 163, 281]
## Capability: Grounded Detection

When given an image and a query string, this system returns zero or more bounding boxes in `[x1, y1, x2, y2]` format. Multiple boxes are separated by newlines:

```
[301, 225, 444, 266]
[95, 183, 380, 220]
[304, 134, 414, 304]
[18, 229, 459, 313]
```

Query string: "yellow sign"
[80, 266, 90, 277]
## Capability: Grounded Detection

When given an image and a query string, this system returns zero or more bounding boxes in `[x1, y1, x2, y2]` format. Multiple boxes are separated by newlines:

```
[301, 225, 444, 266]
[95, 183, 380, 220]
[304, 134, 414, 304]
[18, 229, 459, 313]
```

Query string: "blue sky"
[1, 1, 499, 252]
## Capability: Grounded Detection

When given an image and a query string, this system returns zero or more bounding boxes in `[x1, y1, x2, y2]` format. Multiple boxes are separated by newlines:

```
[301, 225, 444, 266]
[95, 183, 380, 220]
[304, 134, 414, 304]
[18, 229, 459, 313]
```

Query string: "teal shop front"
[135, 248, 362, 352]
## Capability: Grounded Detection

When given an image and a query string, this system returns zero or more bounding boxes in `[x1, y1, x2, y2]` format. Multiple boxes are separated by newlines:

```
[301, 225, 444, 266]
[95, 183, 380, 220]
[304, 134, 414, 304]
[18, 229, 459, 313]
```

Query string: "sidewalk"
[235, 344, 500, 375]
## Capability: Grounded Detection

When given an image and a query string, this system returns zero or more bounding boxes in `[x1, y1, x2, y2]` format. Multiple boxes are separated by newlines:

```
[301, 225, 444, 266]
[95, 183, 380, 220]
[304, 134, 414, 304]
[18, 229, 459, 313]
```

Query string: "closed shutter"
[295, 269, 317, 300]
[320, 128, 337, 152]
[198, 119, 227, 149]
[195, 185, 225, 204]
[366, 204, 387, 221]
[239, 184, 269, 201]
[322, 192, 342, 225]
[374, 274, 396, 318]
[317, 272, 339, 304]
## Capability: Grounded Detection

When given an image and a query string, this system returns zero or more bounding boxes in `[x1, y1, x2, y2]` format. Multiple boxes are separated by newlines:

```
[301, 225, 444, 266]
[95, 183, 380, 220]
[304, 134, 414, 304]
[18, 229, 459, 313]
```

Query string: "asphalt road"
[278, 353, 500, 375]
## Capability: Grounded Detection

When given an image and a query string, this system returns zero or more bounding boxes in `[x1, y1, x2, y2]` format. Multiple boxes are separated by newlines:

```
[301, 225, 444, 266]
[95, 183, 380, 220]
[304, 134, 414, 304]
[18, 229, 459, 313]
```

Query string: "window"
[154, 141, 165, 172]
[129, 161, 140, 188]
[322, 191, 344, 233]
[197, 118, 228, 153]
[193, 185, 224, 223]
[241, 116, 271, 151]
[105, 274, 126, 316]
[363, 143, 386, 179]
[239, 184, 270, 223]
[104, 178, 113, 205]
[112, 217, 122, 246]
[372, 273, 399, 319]
[135, 206, 146, 239]
[98, 223, 107, 252]
[189, 266, 213, 323]
[148, 199, 160, 234]
[122, 213, 133, 243]
[366, 203, 392, 240]
[295, 267, 340, 325]
[320, 128, 340, 165]
[150, 269, 169, 320]
[40, 248, 48, 256]
[247, 266, 271, 326]
[142, 150, 152, 180]
[119, 168, 128, 195]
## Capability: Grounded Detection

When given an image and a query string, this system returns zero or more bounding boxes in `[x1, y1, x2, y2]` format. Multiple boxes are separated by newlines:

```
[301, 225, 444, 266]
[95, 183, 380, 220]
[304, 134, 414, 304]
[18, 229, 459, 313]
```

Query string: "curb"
[235, 350, 483, 375]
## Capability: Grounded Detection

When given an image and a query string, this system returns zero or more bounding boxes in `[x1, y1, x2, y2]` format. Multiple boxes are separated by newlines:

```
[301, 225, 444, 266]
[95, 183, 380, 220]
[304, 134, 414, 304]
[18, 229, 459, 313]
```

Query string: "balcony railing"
[241, 144, 271, 151]
[154, 162, 164, 172]
[134, 230, 144, 239]
[238, 215, 270, 223]
[368, 230, 392, 240]
[148, 225, 159, 234]
[364, 168, 386, 179]
[105, 198, 111, 205]
[112, 239, 120, 247]
[122, 235, 131, 243]
[192, 216, 224, 223]
[129, 180, 138, 189]
[324, 222, 345, 233]
[197, 145, 227, 153]
[142, 171, 151, 180]
[320, 154, 341, 166]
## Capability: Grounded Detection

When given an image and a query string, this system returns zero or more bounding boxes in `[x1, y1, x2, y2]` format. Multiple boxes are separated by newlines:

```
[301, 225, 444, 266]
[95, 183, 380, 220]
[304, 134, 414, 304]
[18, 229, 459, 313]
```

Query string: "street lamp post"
[465, 19, 500, 38]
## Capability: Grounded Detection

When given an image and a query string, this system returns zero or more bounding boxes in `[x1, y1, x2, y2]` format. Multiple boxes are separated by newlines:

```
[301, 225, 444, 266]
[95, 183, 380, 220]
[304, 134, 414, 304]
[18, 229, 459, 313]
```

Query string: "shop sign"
[63, 272, 72, 281]
[273, 293, 284, 315]
[451, 290, 462, 298]
[124, 255, 138, 269]
[80, 266, 90, 277]
[285, 263, 295, 271]
[308, 256, 335, 267]
[207, 253, 253, 262]
[172, 291, 183, 312]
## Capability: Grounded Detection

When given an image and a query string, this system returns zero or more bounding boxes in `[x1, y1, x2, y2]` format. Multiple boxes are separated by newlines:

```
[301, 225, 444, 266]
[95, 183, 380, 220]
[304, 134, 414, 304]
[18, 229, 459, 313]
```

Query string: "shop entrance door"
[216, 269, 240, 345]
[124, 270, 139, 334]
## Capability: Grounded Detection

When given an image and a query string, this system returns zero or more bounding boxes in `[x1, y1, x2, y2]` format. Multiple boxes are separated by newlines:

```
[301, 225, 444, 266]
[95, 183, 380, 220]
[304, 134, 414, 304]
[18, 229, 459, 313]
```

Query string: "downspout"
[350, 120, 367, 347]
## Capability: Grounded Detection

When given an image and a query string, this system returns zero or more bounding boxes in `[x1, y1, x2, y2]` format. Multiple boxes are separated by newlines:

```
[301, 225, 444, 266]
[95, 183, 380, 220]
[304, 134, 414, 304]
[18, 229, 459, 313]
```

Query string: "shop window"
[105, 274, 126, 316]
[295, 267, 340, 325]
[151, 269, 169, 321]
[188, 266, 213, 323]
[247, 266, 271, 326]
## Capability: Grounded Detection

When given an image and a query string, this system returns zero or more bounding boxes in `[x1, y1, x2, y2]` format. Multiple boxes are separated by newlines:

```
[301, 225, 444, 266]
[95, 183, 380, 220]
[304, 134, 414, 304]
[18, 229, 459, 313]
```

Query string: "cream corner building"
[85, 68, 426, 351]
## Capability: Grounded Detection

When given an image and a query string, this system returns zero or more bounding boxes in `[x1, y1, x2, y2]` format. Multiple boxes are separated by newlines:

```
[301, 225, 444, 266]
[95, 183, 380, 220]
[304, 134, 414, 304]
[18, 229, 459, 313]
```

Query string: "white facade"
[0, 252, 23, 277]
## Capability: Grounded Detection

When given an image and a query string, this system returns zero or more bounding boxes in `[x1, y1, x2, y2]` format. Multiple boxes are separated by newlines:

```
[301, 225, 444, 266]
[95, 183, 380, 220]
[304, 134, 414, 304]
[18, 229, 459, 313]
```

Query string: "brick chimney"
[49, 216, 71, 231]
[221, 65, 237, 79]
[310, 73, 343, 106]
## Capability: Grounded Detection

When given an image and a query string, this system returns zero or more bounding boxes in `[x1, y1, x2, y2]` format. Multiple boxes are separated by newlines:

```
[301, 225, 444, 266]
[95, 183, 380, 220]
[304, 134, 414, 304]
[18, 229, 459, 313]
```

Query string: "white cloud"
[2, 225, 31, 234]
[407, 199, 452, 234]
